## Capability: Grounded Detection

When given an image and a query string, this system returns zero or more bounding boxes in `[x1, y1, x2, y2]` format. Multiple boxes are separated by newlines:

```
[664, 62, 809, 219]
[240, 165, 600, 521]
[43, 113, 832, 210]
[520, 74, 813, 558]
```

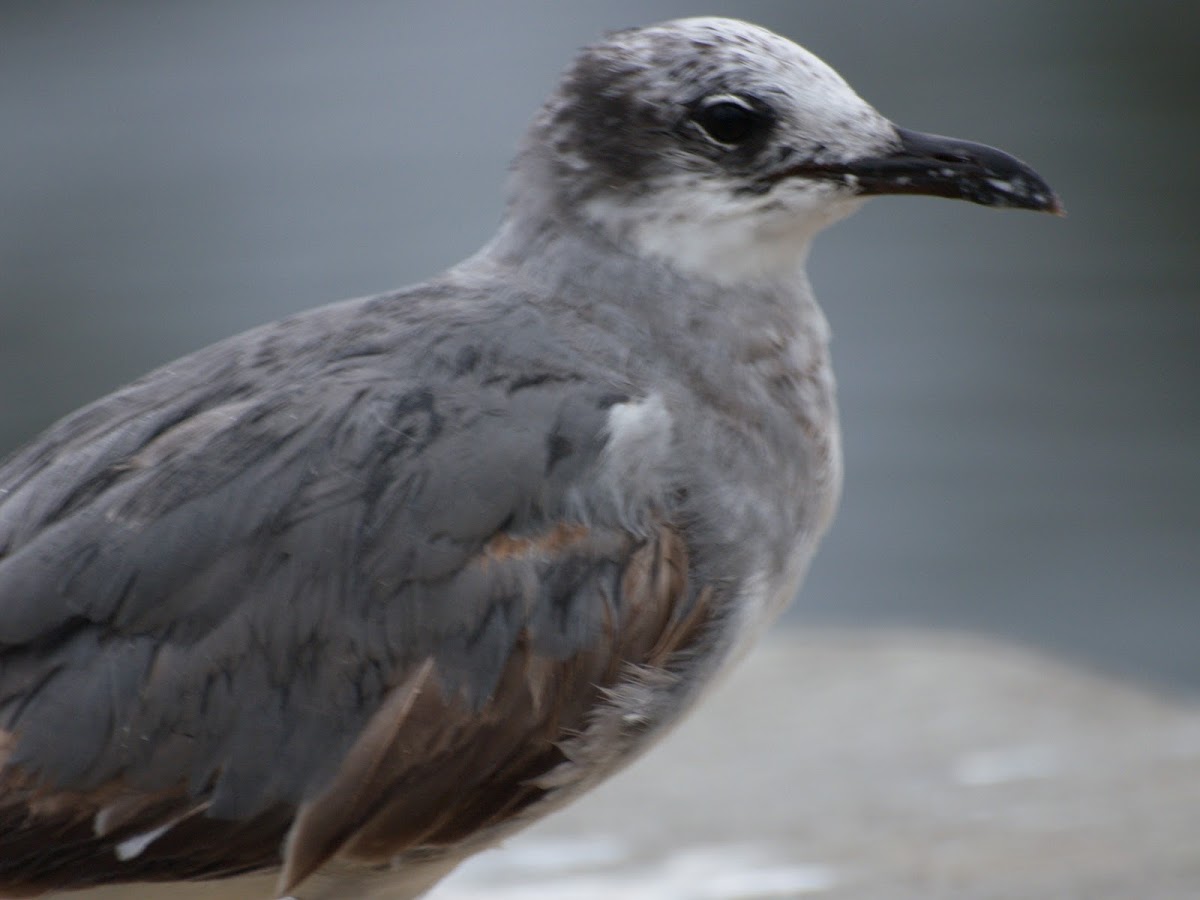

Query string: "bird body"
[0, 17, 1057, 899]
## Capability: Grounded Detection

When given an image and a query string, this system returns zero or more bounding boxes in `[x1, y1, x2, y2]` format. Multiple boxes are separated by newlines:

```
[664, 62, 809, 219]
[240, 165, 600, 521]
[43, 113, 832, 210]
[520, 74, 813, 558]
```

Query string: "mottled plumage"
[0, 16, 1057, 899]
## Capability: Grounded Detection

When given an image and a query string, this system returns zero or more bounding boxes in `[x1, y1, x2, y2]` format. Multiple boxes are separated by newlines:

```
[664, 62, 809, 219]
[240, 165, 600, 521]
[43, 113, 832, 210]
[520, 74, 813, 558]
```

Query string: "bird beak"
[775, 127, 1063, 215]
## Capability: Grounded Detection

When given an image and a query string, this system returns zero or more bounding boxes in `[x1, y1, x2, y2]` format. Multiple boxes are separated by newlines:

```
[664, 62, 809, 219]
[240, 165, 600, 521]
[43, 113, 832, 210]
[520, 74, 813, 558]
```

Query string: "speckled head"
[510, 17, 1060, 284]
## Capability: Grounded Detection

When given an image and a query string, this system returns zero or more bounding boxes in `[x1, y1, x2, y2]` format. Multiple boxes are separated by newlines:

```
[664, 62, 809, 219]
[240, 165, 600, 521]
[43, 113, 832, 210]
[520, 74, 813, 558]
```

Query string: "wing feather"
[0, 298, 708, 895]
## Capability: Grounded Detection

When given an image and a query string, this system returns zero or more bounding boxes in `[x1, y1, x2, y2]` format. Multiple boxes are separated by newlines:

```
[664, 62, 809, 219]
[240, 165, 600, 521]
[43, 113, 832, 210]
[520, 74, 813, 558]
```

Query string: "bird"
[0, 16, 1060, 900]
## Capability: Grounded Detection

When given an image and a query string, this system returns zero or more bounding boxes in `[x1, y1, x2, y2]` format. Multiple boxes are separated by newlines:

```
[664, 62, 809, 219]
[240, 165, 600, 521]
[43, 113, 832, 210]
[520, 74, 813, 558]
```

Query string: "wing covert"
[0, 323, 709, 894]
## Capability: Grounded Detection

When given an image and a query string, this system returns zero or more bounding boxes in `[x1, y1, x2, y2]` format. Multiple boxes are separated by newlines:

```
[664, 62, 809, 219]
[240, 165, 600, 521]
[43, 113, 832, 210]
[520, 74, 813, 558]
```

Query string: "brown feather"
[0, 519, 711, 898]
[278, 659, 436, 894]
[279, 519, 708, 894]
[481, 522, 592, 562]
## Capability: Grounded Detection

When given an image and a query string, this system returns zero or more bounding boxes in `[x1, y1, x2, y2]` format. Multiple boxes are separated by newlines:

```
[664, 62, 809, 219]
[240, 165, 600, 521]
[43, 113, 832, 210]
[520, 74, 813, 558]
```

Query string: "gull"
[0, 16, 1059, 900]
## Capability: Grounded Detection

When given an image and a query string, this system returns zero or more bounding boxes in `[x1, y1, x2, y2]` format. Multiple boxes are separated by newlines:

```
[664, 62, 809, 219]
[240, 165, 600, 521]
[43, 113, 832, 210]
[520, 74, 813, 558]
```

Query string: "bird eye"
[690, 96, 771, 146]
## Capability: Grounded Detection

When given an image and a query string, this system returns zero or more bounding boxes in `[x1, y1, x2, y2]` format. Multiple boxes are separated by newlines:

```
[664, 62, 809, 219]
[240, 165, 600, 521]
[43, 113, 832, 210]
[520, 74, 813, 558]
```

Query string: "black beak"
[773, 127, 1063, 215]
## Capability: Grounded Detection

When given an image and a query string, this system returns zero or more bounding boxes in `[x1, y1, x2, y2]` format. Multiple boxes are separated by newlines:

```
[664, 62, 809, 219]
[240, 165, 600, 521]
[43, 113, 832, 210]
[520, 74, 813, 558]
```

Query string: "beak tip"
[1025, 187, 1064, 217]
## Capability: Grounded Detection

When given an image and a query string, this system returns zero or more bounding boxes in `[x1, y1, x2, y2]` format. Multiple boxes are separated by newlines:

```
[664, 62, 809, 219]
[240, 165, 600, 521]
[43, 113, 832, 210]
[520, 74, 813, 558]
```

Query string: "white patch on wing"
[114, 822, 175, 861]
[103, 801, 211, 862]
[605, 394, 672, 460]
[597, 394, 673, 526]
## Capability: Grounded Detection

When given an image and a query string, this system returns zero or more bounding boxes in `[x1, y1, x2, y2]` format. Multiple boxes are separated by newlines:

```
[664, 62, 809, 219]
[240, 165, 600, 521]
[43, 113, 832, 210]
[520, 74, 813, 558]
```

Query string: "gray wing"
[0, 295, 711, 894]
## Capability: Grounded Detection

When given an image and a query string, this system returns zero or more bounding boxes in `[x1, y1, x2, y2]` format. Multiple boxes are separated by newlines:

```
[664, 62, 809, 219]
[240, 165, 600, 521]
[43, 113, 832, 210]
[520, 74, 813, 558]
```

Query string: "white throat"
[582, 180, 866, 286]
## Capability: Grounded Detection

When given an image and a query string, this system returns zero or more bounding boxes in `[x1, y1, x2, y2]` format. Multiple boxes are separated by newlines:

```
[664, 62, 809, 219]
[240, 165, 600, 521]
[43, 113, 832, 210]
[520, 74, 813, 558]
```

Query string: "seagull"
[0, 17, 1059, 900]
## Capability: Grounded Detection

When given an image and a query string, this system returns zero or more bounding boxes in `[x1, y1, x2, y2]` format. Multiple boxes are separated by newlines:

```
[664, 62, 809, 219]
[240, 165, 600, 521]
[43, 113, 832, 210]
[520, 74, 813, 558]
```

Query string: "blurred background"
[3, 0, 1195, 690]
[3, 3, 1199, 898]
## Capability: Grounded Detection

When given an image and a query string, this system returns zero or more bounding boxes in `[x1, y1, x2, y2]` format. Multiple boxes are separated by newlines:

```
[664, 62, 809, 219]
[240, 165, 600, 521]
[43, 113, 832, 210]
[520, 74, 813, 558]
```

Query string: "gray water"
[2, 2, 1197, 691]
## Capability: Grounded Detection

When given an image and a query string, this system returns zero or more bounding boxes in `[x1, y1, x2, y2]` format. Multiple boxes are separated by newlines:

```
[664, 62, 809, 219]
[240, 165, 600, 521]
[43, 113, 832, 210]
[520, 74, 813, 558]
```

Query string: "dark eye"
[691, 96, 771, 146]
